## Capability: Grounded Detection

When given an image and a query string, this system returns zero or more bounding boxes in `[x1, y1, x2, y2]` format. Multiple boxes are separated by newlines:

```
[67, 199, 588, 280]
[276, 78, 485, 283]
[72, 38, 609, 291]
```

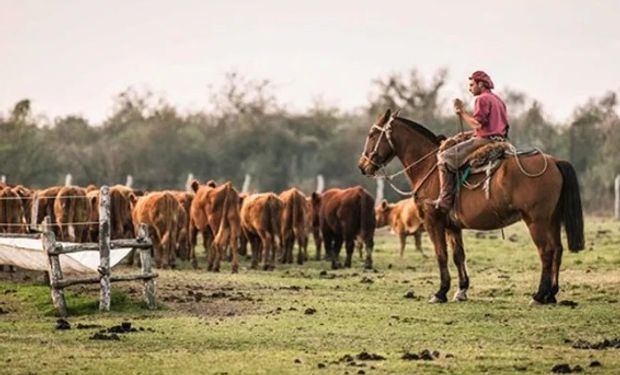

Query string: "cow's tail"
[359, 188, 374, 239]
[556, 160, 585, 252]
[213, 184, 232, 249]
[291, 191, 300, 240]
[268, 194, 281, 251]
[156, 193, 178, 267]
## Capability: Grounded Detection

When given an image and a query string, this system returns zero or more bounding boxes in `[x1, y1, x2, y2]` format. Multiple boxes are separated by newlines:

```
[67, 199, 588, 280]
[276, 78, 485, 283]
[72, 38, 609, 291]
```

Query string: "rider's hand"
[453, 98, 464, 114]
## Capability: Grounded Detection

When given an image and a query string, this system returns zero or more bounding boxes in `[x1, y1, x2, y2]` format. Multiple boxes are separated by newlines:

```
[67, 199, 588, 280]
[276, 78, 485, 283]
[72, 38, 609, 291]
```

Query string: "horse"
[358, 109, 584, 305]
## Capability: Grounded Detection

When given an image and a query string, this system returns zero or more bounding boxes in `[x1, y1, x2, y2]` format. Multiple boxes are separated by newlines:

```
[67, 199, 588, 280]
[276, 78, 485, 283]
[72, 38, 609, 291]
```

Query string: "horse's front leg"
[426, 216, 450, 303]
[446, 228, 469, 302]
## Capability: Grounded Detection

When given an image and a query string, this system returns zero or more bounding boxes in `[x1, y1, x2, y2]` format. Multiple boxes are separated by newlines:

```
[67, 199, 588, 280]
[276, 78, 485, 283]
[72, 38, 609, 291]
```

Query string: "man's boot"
[424, 164, 455, 213]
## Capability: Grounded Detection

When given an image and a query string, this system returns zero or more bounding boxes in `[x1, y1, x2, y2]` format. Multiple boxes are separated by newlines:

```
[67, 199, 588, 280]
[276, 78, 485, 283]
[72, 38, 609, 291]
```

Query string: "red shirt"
[473, 91, 509, 138]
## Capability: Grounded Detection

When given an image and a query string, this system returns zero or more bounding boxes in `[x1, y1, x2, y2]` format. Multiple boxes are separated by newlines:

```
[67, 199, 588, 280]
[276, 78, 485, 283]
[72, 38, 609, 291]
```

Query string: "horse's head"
[358, 108, 399, 176]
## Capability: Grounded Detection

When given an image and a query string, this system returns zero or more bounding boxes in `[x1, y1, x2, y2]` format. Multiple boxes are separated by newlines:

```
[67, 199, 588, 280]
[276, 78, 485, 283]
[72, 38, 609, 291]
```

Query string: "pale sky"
[1, 0, 619, 124]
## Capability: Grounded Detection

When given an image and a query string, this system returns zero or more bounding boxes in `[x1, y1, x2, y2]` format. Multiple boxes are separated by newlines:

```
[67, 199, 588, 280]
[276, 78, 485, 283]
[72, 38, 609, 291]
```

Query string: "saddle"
[458, 141, 538, 199]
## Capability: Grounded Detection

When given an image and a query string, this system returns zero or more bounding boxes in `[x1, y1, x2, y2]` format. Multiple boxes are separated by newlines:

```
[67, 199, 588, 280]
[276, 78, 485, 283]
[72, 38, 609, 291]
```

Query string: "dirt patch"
[55, 319, 71, 330]
[356, 351, 385, 361]
[572, 338, 620, 349]
[401, 349, 439, 361]
[551, 363, 583, 373]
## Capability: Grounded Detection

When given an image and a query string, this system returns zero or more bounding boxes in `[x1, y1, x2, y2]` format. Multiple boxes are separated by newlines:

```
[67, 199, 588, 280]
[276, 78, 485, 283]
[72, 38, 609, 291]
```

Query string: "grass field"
[1, 217, 619, 374]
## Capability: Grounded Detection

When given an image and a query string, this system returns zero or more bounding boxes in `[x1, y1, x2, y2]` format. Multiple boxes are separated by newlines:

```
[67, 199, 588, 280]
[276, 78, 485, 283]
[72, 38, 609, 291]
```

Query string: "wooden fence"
[0, 185, 157, 317]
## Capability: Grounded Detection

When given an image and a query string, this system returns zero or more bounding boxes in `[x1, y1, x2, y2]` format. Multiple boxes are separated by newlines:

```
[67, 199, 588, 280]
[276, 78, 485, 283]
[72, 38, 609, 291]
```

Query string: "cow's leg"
[229, 224, 240, 273]
[189, 224, 199, 269]
[344, 238, 355, 268]
[296, 233, 307, 265]
[414, 229, 425, 257]
[204, 229, 215, 272]
[357, 238, 363, 260]
[399, 232, 407, 258]
[331, 236, 343, 270]
[446, 228, 469, 302]
[249, 234, 261, 270]
[364, 234, 374, 270]
[314, 227, 322, 261]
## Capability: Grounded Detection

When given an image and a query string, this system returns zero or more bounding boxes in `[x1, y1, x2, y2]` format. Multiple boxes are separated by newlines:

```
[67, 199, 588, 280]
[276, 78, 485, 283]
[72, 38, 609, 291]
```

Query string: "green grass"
[1, 217, 619, 374]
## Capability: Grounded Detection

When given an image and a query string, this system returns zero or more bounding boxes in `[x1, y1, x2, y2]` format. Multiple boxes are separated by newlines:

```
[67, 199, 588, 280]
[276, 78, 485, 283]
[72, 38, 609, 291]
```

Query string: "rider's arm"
[454, 96, 488, 131]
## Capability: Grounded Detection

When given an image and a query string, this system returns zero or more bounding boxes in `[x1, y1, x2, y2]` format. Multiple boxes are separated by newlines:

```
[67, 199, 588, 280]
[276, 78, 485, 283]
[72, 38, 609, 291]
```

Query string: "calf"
[375, 199, 425, 258]
[53, 186, 91, 242]
[241, 193, 283, 270]
[190, 180, 241, 273]
[279, 188, 308, 265]
[132, 191, 182, 268]
[312, 186, 375, 269]
[171, 191, 194, 266]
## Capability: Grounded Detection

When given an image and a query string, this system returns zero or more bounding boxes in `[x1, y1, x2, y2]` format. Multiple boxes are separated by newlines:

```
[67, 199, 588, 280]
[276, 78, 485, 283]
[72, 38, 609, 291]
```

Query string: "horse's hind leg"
[526, 220, 556, 304]
[446, 228, 469, 302]
[550, 219, 563, 303]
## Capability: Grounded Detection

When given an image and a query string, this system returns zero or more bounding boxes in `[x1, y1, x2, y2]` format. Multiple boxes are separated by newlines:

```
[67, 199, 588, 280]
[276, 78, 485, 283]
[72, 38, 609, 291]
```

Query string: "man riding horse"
[426, 70, 509, 213]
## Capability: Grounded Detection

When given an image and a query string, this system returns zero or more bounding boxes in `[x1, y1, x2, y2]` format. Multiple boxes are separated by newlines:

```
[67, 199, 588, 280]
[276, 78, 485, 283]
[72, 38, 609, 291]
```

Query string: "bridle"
[361, 113, 440, 197]
[361, 114, 397, 169]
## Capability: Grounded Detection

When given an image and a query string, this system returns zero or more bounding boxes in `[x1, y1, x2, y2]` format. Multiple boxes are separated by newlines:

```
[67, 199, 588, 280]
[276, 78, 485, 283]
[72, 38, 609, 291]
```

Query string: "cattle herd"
[0, 180, 426, 272]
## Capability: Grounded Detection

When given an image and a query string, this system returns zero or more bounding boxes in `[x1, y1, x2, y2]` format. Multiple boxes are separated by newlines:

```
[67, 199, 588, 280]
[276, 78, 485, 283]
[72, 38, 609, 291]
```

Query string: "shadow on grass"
[1, 281, 162, 317]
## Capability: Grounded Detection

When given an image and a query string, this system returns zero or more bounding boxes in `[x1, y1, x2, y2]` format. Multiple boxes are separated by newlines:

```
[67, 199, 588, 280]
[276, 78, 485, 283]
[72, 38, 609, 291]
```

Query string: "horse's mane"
[395, 116, 441, 145]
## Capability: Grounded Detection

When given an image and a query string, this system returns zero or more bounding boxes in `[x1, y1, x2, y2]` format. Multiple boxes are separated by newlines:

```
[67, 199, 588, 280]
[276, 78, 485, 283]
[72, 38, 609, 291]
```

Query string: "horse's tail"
[556, 160, 584, 252]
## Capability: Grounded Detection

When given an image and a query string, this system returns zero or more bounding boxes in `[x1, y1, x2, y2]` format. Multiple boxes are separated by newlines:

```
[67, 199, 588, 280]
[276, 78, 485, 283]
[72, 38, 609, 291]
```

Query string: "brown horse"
[358, 109, 584, 304]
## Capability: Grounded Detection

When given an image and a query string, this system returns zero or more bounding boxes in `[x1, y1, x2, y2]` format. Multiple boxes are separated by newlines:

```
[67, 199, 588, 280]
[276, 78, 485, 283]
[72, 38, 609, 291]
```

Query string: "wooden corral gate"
[0, 185, 157, 317]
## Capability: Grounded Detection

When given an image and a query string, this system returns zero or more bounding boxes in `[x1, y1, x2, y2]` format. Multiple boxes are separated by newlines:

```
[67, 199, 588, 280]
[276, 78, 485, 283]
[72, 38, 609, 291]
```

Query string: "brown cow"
[375, 199, 425, 258]
[279, 188, 309, 265]
[53, 186, 91, 242]
[85, 186, 135, 242]
[240, 193, 283, 270]
[34, 186, 63, 228]
[0, 187, 27, 234]
[312, 186, 375, 269]
[171, 191, 194, 265]
[132, 191, 181, 268]
[10, 185, 33, 225]
[190, 180, 241, 273]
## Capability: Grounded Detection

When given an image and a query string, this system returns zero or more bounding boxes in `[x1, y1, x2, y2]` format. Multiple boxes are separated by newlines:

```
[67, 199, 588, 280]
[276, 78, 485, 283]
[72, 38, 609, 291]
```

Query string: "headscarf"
[469, 71, 494, 89]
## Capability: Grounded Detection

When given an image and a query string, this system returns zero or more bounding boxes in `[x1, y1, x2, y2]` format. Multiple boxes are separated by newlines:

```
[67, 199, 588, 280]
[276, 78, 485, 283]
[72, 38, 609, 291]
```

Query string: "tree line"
[1, 69, 618, 213]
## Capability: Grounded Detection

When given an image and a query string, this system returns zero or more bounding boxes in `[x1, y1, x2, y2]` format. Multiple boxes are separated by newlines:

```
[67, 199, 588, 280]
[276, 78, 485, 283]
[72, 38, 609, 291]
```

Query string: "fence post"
[98, 185, 111, 311]
[137, 224, 156, 309]
[42, 216, 67, 317]
[125, 175, 134, 188]
[30, 194, 39, 232]
[185, 173, 194, 192]
[64, 174, 72, 186]
[615, 175, 620, 220]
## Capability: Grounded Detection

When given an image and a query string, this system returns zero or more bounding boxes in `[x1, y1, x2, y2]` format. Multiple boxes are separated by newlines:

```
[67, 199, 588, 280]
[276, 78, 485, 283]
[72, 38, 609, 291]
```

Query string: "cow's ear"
[129, 193, 138, 206]
[190, 180, 200, 193]
[381, 199, 388, 209]
[206, 180, 217, 188]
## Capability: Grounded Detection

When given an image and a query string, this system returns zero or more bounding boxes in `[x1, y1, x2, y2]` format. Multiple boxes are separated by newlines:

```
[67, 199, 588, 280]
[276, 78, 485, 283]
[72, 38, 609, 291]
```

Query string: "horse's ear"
[380, 108, 391, 123]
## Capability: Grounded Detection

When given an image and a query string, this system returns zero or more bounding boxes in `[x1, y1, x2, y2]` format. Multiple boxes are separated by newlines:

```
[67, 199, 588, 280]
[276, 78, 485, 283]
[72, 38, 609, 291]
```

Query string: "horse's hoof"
[529, 298, 543, 306]
[429, 295, 447, 304]
[453, 289, 468, 302]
